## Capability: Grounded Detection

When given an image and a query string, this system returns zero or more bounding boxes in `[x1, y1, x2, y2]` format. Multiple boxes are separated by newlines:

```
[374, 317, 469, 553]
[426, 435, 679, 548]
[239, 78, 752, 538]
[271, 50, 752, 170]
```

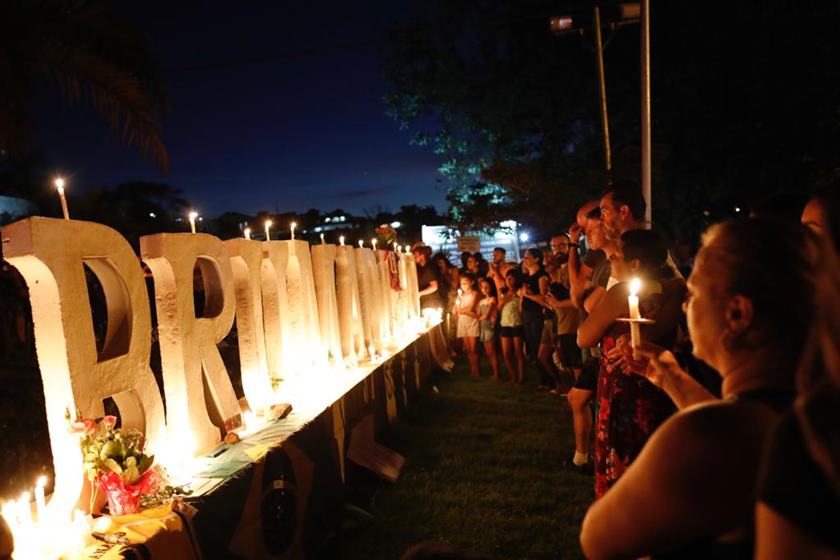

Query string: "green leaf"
[103, 458, 122, 474]
[121, 465, 140, 486]
[100, 439, 126, 461]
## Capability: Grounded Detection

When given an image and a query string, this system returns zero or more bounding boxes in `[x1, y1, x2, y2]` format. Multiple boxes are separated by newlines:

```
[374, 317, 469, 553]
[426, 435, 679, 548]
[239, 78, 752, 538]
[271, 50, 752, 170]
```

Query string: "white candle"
[371, 239, 377, 251]
[18, 492, 32, 526]
[358, 239, 364, 248]
[54, 177, 70, 220]
[188, 211, 198, 234]
[628, 277, 642, 347]
[290, 222, 297, 240]
[264, 219, 273, 241]
[320, 233, 325, 244]
[35, 475, 47, 525]
[456, 288, 462, 307]
[339, 235, 345, 246]
[244, 227, 251, 240]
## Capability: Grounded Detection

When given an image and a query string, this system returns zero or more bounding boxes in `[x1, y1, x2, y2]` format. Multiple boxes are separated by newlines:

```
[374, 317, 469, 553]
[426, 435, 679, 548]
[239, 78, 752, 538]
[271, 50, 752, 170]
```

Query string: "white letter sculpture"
[225, 239, 275, 412]
[1, 217, 166, 517]
[310, 244, 343, 366]
[140, 233, 241, 457]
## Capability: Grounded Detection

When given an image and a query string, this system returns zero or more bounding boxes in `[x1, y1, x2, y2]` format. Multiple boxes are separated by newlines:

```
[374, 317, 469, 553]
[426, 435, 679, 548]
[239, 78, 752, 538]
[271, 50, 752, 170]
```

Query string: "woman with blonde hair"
[580, 218, 818, 559]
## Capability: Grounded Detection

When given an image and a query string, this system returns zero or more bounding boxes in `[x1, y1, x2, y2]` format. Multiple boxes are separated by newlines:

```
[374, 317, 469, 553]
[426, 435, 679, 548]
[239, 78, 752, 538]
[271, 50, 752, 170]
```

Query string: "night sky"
[34, 1, 447, 217]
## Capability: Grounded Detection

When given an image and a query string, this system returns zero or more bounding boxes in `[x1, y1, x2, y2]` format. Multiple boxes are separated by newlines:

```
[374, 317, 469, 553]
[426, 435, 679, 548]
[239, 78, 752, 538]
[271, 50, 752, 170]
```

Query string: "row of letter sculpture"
[0, 217, 422, 521]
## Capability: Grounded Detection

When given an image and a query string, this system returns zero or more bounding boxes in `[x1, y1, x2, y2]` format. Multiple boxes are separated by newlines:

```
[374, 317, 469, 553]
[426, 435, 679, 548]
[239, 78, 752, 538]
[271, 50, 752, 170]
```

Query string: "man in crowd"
[563, 203, 615, 473]
[487, 246, 513, 294]
[411, 243, 443, 310]
[600, 180, 682, 279]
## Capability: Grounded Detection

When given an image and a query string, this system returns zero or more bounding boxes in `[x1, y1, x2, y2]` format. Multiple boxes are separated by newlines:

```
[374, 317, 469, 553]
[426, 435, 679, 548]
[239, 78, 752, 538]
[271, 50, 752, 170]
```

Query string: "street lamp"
[550, 3, 640, 174]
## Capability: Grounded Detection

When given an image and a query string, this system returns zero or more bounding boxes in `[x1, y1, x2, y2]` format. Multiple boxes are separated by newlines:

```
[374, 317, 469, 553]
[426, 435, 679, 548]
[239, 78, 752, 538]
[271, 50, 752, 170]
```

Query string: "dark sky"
[35, 2, 447, 217]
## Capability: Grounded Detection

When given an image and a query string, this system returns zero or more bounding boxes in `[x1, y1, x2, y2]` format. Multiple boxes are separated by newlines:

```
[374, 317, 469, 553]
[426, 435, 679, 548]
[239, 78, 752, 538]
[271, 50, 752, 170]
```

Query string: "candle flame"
[358, 240, 364, 248]
[54, 177, 65, 192]
[339, 235, 345, 246]
[188, 211, 198, 221]
[265, 219, 273, 228]
[36, 476, 47, 488]
[629, 277, 642, 296]
[243, 227, 251, 239]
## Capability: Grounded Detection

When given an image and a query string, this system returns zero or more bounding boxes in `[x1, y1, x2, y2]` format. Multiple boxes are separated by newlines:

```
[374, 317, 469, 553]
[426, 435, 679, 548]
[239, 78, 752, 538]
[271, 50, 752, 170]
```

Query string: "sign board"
[456, 236, 481, 253]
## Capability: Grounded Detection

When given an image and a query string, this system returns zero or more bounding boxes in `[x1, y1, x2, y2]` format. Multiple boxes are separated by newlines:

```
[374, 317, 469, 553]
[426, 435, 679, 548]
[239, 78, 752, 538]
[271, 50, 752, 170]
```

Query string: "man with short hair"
[599, 180, 647, 240]
[600, 180, 682, 280]
[487, 246, 512, 294]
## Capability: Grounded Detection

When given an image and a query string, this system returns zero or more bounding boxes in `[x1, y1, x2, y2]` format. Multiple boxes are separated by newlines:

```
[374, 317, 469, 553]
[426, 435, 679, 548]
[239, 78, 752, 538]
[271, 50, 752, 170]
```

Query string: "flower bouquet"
[71, 415, 159, 516]
[374, 224, 402, 291]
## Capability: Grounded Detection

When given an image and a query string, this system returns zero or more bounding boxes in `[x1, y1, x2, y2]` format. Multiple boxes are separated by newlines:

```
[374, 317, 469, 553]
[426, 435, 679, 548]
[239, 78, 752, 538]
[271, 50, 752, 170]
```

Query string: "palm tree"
[0, 0, 169, 170]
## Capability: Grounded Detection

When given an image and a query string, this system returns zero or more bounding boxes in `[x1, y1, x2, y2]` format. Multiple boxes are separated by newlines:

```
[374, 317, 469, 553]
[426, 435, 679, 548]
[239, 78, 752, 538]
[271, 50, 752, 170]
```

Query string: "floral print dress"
[594, 292, 676, 498]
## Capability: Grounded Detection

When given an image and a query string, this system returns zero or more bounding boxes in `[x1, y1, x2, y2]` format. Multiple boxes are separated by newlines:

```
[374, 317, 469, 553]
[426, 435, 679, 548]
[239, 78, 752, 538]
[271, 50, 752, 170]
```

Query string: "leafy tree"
[0, 0, 169, 170]
[384, 1, 840, 240]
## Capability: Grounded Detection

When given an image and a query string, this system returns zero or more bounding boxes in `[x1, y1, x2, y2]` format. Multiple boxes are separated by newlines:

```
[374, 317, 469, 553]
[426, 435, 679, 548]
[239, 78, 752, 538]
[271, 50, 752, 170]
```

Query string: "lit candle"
[456, 288, 462, 307]
[628, 277, 642, 347]
[339, 235, 345, 246]
[264, 219, 273, 241]
[405, 245, 410, 253]
[243, 227, 251, 240]
[358, 239, 364, 248]
[290, 222, 297, 240]
[393, 242, 399, 252]
[54, 177, 70, 220]
[18, 492, 32, 526]
[188, 211, 198, 234]
[371, 239, 377, 251]
[320, 233, 325, 244]
[35, 475, 47, 525]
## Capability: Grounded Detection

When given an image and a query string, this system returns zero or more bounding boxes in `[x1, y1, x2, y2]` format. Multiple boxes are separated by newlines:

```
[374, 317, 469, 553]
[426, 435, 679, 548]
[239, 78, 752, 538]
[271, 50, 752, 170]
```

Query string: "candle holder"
[616, 317, 655, 348]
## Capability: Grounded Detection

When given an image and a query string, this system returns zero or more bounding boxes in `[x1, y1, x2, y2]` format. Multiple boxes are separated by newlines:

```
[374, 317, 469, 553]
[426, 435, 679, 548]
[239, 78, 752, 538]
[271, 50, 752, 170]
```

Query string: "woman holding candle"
[454, 273, 481, 379]
[577, 228, 684, 498]
[580, 218, 817, 559]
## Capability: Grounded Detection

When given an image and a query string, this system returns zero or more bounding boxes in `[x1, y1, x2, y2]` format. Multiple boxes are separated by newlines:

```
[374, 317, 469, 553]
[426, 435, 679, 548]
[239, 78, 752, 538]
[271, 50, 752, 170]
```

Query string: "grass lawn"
[334, 356, 593, 560]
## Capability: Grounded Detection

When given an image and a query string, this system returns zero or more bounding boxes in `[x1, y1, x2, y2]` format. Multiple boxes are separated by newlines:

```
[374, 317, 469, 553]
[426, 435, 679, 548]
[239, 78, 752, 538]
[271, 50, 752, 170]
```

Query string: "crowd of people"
[410, 181, 840, 559]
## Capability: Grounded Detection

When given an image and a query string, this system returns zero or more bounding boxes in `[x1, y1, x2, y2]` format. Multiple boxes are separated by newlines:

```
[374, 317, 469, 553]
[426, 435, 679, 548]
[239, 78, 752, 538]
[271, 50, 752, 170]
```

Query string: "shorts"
[540, 319, 555, 346]
[573, 358, 599, 391]
[499, 325, 524, 338]
[479, 320, 495, 343]
[457, 314, 480, 338]
[555, 334, 582, 369]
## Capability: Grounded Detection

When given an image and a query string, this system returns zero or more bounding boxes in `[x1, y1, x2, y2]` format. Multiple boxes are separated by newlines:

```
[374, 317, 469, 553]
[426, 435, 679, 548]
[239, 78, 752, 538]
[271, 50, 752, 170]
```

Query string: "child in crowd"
[498, 270, 525, 384]
[455, 272, 480, 378]
[477, 277, 501, 381]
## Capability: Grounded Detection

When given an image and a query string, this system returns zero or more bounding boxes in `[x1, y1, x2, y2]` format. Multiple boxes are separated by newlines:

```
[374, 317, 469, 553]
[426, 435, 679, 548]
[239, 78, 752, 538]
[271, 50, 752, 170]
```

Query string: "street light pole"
[593, 5, 612, 172]
[640, 0, 652, 227]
